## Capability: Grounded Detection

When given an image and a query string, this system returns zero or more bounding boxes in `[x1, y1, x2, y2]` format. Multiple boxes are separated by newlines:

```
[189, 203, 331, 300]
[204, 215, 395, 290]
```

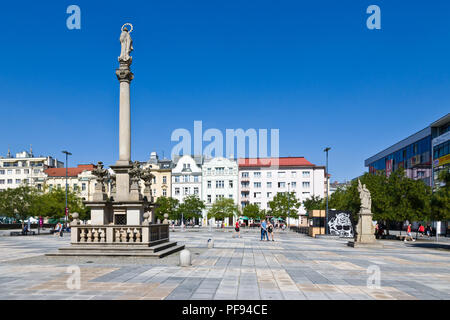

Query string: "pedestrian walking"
[418, 224, 425, 237]
[54, 222, 61, 237]
[267, 221, 274, 241]
[260, 220, 269, 241]
[235, 220, 241, 238]
[404, 223, 415, 242]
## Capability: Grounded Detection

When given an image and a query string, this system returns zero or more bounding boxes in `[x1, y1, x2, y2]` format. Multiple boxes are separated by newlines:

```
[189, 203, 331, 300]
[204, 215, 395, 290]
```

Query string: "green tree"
[178, 195, 205, 221]
[302, 195, 324, 212]
[431, 170, 450, 221]
[40, 188, 89, 221]
[268, 192, 300, 220]
[385, 169, 432, 223]
[0, 186, 38, 227]
[242, 203, 262, 220]
[154, 196, 179, 221]
[207, 198, 239, 221]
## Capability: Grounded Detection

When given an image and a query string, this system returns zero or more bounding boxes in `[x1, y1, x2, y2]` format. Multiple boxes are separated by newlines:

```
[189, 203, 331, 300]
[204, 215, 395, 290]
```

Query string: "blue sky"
[1, 1, 449, 182]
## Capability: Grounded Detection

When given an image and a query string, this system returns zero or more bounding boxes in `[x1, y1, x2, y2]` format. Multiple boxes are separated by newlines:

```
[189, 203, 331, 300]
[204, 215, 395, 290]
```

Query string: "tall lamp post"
[62, 150, 72, 228]
[287, 182, 290, 231]
[324, 147, 331, 235]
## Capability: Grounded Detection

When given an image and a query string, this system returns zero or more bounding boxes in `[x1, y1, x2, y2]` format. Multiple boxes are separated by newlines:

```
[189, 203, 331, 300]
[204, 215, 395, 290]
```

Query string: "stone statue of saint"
[358, 179, 371, 211]
[119, 24, 133, 62]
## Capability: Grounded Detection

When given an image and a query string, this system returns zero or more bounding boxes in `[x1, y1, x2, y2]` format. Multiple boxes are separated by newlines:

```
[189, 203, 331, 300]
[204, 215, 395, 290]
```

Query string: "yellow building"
[141, 152, 172, 199]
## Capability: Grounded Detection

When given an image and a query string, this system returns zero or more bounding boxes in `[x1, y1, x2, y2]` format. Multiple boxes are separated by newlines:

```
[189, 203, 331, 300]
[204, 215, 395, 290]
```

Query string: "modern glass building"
[431, 113, 450, 188]
[365, 127, 433, 186]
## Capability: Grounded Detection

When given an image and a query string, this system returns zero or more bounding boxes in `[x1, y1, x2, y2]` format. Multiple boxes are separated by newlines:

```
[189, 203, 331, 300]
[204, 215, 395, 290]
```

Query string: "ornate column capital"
[116, 65, 134, 83]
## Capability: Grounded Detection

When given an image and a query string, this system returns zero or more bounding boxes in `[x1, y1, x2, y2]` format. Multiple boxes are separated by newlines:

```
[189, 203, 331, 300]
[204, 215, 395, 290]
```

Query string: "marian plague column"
[51, 24, 184, 257]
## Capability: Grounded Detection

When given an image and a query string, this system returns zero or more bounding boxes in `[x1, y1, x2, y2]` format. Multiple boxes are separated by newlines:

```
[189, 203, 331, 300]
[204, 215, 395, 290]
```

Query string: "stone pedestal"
[347, 209, 383, 248]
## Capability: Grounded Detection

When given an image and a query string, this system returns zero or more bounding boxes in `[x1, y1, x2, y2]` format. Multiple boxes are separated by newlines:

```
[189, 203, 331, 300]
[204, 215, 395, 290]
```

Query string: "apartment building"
[0, 149, 63, 192]
[201, 157, 239, 226]
[238, 157, 326, 226]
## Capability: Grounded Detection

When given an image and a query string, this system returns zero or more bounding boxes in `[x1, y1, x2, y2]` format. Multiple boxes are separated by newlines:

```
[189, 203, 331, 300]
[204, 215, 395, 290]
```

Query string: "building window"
[302, 182, 310, 188]
[183, 175, 189, 183]
[7, 170, 12, 175]
[267, 192, 272, 198]
[302, 171, 310, 178]
[216, 180, 224, 188]
[254, 192, 261, 198]
[163, 176, 167, 184]
[24, 169, 29, 174]
[229, 180, 233, 188]
[207, 180, 212, 188]
[73, 184, 78, 191]
[242, 172, 249, 178]
[291, 171, 297, 177]
[0, 170, 4, 174]
[254, 182, 261, 188]
[278, 182, 286, 188]
[16, 179, 21, 184]
[15, 169, 21, 174]
[0, 180, 4, 184]
[48, 184, 53, 191]
[194, 187, 199, 195]
[254, 172, 261, 178]
[162, 189, 167, 197]
[175, 187, 180, 195]
[291, 182, 297, 188]
[82, 183, 86, 191]
[183, 187, 189, 195]
[7, 179, 12, 184]
[278, 171, 286, 178]
[216, 194, 224, 201]
[153, 176, 157, 184]
[229, 194, 233, 198]
[267, 182, 272, 188]
[267, 172, 272, 178]
[207, 195, 212, 203]
[33, 169, 40, 174]
[174, 176, 180, 183]
[194, 176, 199, 182]
[216, 167, 225, 174]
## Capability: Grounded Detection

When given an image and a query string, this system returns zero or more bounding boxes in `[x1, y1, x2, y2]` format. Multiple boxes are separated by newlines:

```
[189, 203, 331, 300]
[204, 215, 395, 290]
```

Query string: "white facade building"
[0, 149, 63, 192]
[238, 157, 326, 226]
[44, 164, 97, 201]
[171, 155, 202, 205]
[201, 157, 239, 226]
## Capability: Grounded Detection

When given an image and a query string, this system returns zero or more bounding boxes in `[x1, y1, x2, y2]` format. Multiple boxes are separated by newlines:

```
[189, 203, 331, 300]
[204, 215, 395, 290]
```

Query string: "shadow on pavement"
[406, 242, 450, 250]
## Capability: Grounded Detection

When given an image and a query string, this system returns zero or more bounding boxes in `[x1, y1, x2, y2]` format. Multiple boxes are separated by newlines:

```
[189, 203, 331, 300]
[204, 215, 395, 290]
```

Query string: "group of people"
[233, 219, 277, 241]
[260, 219, 275, 241]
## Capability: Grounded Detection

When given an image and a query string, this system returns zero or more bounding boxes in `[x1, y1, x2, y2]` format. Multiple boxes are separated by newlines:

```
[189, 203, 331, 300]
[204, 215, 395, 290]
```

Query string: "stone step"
[46, 242, 185, 258]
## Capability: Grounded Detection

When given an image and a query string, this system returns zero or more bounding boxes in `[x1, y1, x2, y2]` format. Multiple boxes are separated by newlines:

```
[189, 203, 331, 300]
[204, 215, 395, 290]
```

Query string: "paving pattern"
[0, 229, 449, 300]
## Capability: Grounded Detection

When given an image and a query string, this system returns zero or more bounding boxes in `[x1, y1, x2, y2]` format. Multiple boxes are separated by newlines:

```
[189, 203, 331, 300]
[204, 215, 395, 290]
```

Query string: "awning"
[239, 216, 249, 220]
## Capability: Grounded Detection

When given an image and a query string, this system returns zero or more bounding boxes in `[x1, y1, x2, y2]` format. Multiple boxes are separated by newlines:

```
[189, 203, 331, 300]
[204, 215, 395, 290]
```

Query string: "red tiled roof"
[238, 157, 315, 168]
[44, 164, 95, 177]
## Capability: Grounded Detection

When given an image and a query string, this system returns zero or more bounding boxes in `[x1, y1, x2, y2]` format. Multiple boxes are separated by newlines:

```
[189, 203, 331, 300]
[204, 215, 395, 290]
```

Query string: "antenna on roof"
[30, 144, 33, 157]
[7, 147, 11, 158]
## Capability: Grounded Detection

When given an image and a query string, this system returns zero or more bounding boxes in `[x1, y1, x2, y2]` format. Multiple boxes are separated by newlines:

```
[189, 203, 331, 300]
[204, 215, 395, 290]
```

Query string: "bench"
[10, 230, 36, 236]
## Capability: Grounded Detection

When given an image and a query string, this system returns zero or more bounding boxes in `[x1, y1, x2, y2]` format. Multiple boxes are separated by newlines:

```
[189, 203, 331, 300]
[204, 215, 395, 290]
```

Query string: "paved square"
[0, 229, 449, 300]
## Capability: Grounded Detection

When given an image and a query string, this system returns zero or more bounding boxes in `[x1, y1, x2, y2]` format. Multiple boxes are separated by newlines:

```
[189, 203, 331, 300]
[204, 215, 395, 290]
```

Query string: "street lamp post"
[324, 147, 331, 235]
[62, 150, 72, 229]
[287, 182, 290, 231]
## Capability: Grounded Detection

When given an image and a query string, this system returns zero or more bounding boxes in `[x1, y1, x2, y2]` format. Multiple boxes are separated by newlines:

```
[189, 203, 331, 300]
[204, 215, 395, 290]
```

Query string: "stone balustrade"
[71, 224, 169, 245]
